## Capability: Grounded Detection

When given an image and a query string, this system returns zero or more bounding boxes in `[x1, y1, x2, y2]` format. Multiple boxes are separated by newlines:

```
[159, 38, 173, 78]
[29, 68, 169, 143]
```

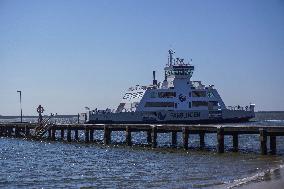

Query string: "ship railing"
[91, 108, 114, 115]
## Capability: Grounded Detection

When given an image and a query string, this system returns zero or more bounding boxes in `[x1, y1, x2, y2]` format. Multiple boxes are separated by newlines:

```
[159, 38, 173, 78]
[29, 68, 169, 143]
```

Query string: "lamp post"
[17, 90, 22, 123]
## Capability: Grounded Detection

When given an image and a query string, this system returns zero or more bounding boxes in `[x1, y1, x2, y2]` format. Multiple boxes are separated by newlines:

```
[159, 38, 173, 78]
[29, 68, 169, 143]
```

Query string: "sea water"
[0, 112, 284, 188]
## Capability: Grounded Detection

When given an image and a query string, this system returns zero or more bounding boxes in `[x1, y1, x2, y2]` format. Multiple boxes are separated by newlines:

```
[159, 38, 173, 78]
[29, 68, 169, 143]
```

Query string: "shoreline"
[237, 168, 284, 189]
[223, 164, 284, 189]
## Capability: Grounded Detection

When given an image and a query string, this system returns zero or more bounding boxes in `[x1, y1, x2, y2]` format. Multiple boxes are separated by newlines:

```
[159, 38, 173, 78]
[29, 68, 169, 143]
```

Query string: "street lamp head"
[17, 90, 21, 93]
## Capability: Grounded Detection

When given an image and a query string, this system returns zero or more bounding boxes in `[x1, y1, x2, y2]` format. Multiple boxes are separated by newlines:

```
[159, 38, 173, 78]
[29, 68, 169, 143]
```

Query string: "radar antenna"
[168, 49, 175, 66]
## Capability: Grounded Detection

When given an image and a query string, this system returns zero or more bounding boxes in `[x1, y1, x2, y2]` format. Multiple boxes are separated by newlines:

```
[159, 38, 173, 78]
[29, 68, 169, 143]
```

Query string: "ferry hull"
[85, 110, 254, 125]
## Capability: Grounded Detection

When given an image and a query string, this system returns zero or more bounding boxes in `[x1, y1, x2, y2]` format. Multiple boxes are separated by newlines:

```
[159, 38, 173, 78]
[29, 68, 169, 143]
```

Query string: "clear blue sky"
[1, 0, 283, 115]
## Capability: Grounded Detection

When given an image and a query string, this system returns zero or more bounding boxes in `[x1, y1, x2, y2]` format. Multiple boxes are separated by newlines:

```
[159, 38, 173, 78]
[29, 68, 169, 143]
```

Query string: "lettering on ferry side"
[157, 112, 167, 120]
[170, 112, 201, 119]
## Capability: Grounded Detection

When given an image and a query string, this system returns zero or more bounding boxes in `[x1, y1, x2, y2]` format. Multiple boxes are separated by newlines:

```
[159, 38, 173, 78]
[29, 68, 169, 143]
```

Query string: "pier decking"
[0, 123, 284, 155]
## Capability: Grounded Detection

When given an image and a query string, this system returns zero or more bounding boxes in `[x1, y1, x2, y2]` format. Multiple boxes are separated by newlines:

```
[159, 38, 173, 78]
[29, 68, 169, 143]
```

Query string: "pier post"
[51, 128, 56, 141]
[7, 127, 12, 137]
[126, 126, 132, 146]
[199, 132, 205, 149]
[151, 126, 157, 148]
[48, 129, 52, 139]
[259, 129, 267, 155]
[172, 131, 177, 147]
[74, 129, 79, 141]
[147, 130, 152, 144]
[182, 127, 189, 150]
[25, 125, 30, 137]
[217, 127, 224, 153]
[67, 127, 72, 142]
[15, 127, 20, 138]
[104, 125, 111, 145]
[89, 128, 94, 142]
[233, 133, 238, 152]
[85, 127, 90, 143]
[0, 126, 3, 137]
[60, 129, 64, 140]
[270, 135, 276, 155]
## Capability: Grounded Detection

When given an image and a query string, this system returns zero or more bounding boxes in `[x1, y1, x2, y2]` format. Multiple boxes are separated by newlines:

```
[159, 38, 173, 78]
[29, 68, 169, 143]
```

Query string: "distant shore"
[0, 115, 77, 119]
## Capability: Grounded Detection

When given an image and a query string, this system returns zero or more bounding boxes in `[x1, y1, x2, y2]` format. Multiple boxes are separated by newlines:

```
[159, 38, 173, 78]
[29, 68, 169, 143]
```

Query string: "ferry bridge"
[0, 122, 284, 155]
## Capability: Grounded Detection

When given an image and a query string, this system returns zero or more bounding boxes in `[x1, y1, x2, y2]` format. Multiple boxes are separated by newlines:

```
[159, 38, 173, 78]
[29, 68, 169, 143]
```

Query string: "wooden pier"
[0, 123, 284, 155]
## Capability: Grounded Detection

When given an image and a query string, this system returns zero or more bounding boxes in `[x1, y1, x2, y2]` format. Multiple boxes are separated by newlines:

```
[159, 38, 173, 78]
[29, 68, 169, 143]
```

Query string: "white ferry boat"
[82, 50, 255, 124]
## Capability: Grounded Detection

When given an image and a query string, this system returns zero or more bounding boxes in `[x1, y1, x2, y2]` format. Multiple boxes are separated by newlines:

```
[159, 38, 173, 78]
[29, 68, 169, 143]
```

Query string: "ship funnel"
[153, 71, 157, 85]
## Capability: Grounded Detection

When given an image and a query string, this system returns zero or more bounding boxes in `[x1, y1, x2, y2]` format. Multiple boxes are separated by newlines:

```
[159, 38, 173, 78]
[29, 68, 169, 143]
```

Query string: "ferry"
[82, 50, 255, 124]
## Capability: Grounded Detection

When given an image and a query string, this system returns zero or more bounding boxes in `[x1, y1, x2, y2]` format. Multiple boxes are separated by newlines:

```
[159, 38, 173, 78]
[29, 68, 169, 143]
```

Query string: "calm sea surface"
[0, 112, 284, 188]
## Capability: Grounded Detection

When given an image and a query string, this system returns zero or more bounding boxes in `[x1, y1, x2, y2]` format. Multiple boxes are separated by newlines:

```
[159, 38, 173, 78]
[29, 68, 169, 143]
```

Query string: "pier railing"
[0, 123, 283, 155]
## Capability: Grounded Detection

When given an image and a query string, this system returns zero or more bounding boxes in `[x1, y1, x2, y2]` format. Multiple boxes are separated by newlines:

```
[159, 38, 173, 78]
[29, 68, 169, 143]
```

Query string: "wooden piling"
[172, 131, 177, 146]
[233, 134, 238, 152]
[199, 132, 205, 149]
[60, 129, 64, 140]
[0, 126, 3, 137]
[89, 128, 94, 142]
[7, 127, 12, 137]
[51, 128, 56, 141]
[104, 125, 111, 145]
[259, 129, 267, 155]
[126, 126, 132, 146]
[182, 127, 189, 150]
[15, 127, 20, 138]
[67, 127, 72, 142]
[217, 127, 224, 153]
[74, 129, 79, 141]
[25, 126, 30, 137]
[85, 127, 90, 143]
[48, 129, 52, 139]
[147, 130, 152, 144]
[270, 136, 276, 155]
[151, 126, 157, 148]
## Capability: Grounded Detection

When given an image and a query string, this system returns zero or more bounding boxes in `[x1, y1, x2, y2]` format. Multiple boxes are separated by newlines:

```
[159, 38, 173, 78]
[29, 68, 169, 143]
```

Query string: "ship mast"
[168, 49, 175, 66]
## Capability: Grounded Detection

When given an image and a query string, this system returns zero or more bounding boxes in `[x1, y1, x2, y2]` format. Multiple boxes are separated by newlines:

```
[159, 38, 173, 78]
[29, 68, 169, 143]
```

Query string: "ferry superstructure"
[82, 50, 255, 124]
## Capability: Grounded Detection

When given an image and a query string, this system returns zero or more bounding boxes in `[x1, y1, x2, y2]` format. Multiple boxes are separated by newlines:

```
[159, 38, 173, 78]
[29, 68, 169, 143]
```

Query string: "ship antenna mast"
[168, 49, 175, 66]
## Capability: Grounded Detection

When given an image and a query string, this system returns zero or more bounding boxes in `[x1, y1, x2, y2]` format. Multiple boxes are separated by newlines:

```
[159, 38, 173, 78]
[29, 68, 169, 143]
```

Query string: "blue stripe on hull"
[86, 117, 253, 124]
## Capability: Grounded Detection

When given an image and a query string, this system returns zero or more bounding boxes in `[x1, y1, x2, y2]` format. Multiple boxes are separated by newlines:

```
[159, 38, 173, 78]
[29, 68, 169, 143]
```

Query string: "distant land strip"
[0, 115, 77, 119]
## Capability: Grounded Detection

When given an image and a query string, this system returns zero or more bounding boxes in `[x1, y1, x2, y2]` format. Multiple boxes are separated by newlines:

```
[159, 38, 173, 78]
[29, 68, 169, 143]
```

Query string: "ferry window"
[209, 101, 218, 106]
[123, 93, 132, 99]
[158, 92, 176, 98]
[116, 103, 126, 113]
[188, 102, 191, 108]
[192, 101, 208, 107]
[150, 92, 156, 98]
[145, 102, 175, 107]
[192, 91, 206, 97]
[207, 92, 214, 98]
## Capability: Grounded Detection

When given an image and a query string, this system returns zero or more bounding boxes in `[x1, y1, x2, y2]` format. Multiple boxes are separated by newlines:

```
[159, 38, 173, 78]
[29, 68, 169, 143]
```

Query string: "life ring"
[37, 105, 44, 114]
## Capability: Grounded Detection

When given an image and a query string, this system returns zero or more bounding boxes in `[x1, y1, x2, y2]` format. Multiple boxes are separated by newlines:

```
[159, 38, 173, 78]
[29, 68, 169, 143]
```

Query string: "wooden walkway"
[0, 123, 284, 155]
